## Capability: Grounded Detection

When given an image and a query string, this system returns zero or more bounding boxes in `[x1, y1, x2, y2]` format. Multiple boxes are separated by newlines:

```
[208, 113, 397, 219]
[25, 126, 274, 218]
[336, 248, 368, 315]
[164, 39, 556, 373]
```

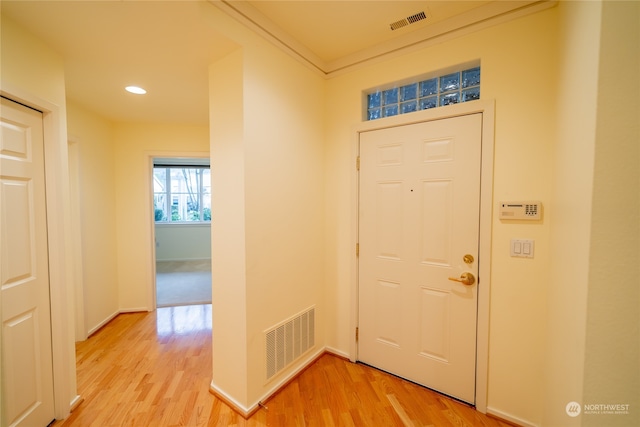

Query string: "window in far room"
[153, 160, 211, 223]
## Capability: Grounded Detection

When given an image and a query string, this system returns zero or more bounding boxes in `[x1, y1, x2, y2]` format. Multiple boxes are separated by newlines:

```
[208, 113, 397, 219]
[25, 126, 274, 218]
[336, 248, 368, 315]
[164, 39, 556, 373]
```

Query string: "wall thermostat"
[499, 201, 542, 220]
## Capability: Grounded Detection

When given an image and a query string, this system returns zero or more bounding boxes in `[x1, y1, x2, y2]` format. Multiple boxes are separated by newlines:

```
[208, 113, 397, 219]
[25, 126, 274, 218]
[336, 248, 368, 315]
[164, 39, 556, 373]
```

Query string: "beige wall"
[326, 2, 640, 426]
[4, 2, 638, 425]
[1, 15, 78, 419]
[208, 5, 326, 407]
[543, 1, 601, 425]
[582, 1, 640, 426]
[0, 16, 66, 104]
[543, 2, 640, 427]
[326, 7, 559, 426]
[243, 40, 325, 407]
[66, 101, 119, 337]
[209, 48, 249, 405]
[113, 123, 209, 310]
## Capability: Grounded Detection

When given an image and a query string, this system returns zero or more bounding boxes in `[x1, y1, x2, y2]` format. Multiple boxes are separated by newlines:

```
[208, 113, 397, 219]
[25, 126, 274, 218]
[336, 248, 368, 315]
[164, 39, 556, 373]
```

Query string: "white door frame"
[351, 100, 494, 413]
[145, 151, 210, 311]
[1, 86, 81, 419]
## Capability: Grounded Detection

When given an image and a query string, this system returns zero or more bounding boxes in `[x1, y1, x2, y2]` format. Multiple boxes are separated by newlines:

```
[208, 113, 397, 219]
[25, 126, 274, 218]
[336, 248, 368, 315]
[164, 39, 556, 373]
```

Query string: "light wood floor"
[54, 305, 514, 427]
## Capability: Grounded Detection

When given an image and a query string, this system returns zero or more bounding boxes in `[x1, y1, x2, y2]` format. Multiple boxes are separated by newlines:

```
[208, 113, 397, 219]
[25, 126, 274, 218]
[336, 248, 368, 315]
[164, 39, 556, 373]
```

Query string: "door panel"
[376, 182, 403, 259]
[1, 97, 55, 427]
[419, 287, 450, 362]
[421, 179, 453, 264]
[374, 279, 401, 347]
[358, 113, 482, 404]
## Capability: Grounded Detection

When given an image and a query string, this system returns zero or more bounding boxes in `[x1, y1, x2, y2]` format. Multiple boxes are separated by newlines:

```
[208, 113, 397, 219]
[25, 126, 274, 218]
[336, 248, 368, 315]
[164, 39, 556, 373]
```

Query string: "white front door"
[1, 97, 56, 426]
[358, 113, 482, 404]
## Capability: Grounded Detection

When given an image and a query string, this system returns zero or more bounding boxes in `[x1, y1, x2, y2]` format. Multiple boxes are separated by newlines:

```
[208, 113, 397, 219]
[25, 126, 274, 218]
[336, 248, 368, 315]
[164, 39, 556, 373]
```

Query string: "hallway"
[54, 305, 512, 426]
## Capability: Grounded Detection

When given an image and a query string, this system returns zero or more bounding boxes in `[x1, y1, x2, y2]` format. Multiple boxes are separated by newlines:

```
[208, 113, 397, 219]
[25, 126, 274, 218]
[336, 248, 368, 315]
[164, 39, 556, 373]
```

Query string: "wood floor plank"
[53, 305, 515, 427]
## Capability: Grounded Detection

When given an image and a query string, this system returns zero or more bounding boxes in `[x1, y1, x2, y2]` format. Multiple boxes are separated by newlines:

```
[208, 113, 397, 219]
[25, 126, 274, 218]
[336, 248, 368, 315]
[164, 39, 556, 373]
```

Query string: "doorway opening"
[152, 157, 212, 307]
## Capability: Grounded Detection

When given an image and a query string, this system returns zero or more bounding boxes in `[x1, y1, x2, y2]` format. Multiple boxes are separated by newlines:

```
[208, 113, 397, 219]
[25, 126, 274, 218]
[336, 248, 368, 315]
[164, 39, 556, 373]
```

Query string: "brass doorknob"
[448, 272, 476, 286]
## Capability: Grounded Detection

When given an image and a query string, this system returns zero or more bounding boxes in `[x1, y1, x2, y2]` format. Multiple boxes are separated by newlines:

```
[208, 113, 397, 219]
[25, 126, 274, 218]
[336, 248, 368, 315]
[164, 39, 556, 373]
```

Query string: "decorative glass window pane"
[462, 87, 480, 102]
[439, 92, 460, 106]
[368, 91, 382, 109]
[440, 72, 460, 92]
[420, 78, 438, 97]
[368, 108, 382, 120]
[462, 67, 481, 88]
[364, 65, 480, 120]
[400, 100, 418, 114]
[419, 96, 438, 110]
[400, 83, 418, 101]
[384, 105, 399, 117]
[383, 88, 398, 105]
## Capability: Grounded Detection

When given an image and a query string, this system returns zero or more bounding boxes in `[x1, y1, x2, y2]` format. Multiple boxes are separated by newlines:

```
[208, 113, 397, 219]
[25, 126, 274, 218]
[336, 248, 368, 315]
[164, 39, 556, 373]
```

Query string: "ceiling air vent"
[390, 11, 427, 31]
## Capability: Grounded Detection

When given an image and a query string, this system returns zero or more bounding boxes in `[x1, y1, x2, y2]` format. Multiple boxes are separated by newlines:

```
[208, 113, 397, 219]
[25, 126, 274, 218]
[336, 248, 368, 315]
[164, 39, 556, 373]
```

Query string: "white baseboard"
[86, 309, 120, 337]
[486, 407, 538, 427]
[119, 307, 150, 313]
[86, 308, 150, 338]
[69, 394, 83, 412]
[325, 346, 350, 360]
[209, 382, 255, 417]
[255, 347, 325, 407]
[210, 347, 328, 418]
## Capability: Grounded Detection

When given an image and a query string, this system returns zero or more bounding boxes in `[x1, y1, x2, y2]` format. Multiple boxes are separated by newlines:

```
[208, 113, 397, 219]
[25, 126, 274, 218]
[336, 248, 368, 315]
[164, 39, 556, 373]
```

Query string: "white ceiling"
[1, 0, 552, 125]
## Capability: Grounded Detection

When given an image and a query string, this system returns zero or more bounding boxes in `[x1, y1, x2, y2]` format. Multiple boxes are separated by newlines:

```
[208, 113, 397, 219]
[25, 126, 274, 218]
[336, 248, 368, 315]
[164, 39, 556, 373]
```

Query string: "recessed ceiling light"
[125, 86, 147, 95]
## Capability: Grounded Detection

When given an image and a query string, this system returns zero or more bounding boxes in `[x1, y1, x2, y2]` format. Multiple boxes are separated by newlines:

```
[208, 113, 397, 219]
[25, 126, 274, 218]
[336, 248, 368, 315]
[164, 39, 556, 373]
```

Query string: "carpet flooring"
[156, 260, 212, 307]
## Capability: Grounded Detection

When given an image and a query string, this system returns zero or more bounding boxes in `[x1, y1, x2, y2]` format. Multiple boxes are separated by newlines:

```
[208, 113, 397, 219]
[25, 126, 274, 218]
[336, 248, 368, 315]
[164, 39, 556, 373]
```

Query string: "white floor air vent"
[265, 307, 315, 381]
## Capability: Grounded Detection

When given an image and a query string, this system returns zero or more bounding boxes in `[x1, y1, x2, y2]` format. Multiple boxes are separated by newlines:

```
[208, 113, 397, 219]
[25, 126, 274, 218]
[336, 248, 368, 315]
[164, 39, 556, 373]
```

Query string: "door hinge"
[356, 243, 359, 257]
[356, 156, 360, 171]
[356, 327, 359, 342]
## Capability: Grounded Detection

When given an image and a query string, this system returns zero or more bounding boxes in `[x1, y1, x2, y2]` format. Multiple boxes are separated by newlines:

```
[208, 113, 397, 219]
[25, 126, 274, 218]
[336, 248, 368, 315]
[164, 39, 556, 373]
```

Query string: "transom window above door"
[153, 158, 211, 223]
[365, 65, 480, 121]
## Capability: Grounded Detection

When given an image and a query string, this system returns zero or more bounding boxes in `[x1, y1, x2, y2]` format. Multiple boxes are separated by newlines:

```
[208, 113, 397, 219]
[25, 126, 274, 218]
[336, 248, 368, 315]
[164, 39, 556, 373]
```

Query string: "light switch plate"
[511, 239, 534, 258]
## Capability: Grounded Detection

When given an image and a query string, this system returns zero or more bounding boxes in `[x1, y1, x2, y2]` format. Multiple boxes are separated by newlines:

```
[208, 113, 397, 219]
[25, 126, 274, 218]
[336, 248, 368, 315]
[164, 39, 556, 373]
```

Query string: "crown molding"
[209, 0, 328, 75]
[208, 0, 557, 79]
